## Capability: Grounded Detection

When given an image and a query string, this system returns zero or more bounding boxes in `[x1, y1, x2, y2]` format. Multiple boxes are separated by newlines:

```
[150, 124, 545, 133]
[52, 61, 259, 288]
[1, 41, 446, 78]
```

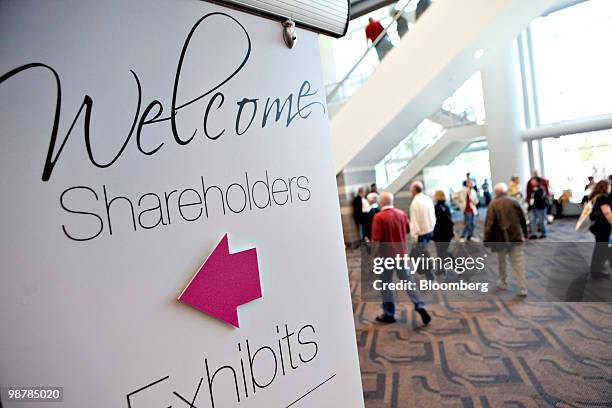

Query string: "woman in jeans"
[588, 180, 612, 279]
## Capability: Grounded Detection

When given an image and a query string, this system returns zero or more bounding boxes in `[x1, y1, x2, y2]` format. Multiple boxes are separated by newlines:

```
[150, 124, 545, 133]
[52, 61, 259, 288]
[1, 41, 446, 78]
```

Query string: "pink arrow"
[178, 234, 262, 328]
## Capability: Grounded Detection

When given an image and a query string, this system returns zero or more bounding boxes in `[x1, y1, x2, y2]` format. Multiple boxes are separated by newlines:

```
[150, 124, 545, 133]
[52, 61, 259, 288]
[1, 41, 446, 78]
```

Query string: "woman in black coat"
[433, 190, 455, 259]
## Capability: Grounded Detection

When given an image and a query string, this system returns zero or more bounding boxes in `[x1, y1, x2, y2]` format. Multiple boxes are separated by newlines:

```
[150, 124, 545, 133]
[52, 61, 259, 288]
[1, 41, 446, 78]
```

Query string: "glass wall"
[375, 119, 444, 187]
[441, 71, 486, 124]
[541, 129, 612, 202]
[422, 141, 491, 209]
[519, 0, 612, 202]
[325, 1, 419, 106]
[374, 71, 485, 188]
[528, 0, 612, 125]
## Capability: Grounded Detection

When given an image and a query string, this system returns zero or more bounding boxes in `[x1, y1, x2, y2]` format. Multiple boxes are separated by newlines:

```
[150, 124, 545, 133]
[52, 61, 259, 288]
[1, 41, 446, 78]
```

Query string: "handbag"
[575, 194, 601, 233]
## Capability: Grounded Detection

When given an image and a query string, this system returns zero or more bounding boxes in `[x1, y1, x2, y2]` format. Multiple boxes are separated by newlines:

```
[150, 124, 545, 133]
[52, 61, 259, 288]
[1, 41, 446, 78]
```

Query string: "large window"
[374, 72, 485, 188]
[529, 0, 612, 125]
[541, 129, 611, 202]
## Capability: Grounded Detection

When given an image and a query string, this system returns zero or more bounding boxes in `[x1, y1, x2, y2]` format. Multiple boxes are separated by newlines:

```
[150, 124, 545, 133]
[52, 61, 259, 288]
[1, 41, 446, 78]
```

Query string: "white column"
[481, 40, 529, 186]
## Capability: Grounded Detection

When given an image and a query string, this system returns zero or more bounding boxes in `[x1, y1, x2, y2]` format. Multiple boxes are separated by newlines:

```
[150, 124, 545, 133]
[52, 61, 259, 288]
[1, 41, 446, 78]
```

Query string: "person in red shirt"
[365, 17, 393, 61]
[371, 192, 431, 325]
[526, 170, 550, 239]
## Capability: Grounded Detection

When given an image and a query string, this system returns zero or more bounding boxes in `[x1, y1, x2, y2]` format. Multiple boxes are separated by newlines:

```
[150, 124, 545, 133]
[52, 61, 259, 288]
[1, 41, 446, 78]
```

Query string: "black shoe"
[416, 308, 431, 326]
[375, 314, 397, 324]
[529, 235, 537, 240]
[591, 272, 610, 279]
[539, 234, 547, 239]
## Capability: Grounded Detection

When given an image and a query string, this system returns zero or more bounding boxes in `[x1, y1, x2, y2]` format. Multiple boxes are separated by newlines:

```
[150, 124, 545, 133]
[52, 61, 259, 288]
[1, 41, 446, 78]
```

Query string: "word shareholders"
[0, 12, 326, 243]
[126, 323, 320, 408]
[61, 170, 311, 242]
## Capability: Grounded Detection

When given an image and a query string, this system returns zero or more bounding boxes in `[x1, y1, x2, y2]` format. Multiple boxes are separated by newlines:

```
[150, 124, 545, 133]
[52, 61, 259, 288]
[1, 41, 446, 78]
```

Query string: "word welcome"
[0, 12, 326, 183]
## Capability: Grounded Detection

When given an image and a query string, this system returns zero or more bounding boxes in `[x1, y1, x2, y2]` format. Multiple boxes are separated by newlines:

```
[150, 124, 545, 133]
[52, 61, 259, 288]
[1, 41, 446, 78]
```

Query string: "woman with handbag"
[588, 180, 612, 279]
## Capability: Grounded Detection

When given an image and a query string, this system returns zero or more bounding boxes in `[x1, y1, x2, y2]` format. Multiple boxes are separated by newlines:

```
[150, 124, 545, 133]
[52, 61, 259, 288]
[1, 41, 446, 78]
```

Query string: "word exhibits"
[126, 323, 319, 408]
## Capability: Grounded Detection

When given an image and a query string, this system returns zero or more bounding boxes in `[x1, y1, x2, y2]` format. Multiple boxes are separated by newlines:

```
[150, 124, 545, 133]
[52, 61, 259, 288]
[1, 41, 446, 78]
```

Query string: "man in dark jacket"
[416, 0, 432, 20]
[352, 188, 366, 240]
[484, 183, 529, 296]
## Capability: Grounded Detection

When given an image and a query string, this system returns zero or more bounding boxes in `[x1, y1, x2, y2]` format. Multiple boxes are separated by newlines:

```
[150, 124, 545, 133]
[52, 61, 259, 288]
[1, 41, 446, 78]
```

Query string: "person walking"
[482, 179, 492, 206]
[587, 180, 612, 279]
[371, 192, 432, 325]
[509, 175, 522, 200]
[362, 192, 380, 242]
[433, 190, 454, 260]
[484, 183, 529, 297]
[527, 177, 548, 239]
[457, 179, 479, 242]
[394, 10, 409, 38]
[416, 0, 432, 20]
[365, 17, 392, 61]
[526, 170, 550, 238]
[582, 176, 596, 205]
[352, 187, 366, 240]
[409, 181, 436, 280]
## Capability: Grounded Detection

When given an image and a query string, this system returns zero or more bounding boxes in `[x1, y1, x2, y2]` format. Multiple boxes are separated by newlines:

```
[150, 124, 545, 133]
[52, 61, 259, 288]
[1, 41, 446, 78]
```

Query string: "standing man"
[352, 188, 366, 241]
[409, 181, 436, 280]
[526, 170, 551, 238]
[457, 179, 479, 242]
[365, 17, 392, 61]
[416, 0, 432, 20]
[485, 183, 529, 296]
[394, 10, 409, 38]
[362, 192, 380, 242]
[482, 179, 492, 206]
[527, 176, 548, 239]
[371, 192, 432, 326]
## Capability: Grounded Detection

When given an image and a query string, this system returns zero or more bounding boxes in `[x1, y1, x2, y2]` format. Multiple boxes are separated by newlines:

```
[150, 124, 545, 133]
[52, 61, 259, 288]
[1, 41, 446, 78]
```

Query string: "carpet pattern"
[350, 218, 612, 407]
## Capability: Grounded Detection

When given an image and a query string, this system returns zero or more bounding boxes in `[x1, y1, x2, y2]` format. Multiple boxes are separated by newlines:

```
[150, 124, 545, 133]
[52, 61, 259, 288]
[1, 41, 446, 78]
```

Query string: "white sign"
[0, 1, 364, 407]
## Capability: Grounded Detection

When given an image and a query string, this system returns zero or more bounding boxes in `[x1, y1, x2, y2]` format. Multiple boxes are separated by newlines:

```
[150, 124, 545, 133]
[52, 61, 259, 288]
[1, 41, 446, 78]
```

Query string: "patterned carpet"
[349, 218, 612, 407]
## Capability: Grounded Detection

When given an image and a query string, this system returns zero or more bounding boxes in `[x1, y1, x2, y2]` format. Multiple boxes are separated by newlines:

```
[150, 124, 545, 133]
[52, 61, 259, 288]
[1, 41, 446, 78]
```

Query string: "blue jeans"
[529, 208, 547, 236]
[417, 232, 436, 281]
[381, 267, 425, 316]
[418, 232, 433, 244]
[462, 212, 475, 239]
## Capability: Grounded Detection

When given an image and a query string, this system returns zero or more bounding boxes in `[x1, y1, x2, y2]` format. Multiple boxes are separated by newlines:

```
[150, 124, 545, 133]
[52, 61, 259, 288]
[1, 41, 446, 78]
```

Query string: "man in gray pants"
[484, 183, 529, 296]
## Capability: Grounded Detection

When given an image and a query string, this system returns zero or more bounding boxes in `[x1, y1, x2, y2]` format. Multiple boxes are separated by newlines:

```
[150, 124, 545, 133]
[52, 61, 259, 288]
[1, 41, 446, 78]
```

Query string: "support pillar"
[481, 41, 529, 186]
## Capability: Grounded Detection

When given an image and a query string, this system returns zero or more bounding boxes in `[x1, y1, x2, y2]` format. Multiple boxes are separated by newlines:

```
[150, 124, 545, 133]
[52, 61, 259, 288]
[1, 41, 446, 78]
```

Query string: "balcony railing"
[326, 0, 418, 109]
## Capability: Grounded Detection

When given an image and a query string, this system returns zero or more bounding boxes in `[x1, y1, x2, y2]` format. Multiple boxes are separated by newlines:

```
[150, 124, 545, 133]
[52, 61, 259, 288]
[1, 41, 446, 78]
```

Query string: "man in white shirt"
[409, 181, 436, 280]
[410, 181, 436, 240]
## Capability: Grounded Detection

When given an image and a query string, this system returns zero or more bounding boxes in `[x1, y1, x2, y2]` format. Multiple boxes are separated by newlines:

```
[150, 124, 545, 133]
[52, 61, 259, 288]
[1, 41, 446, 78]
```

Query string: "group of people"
[352, 183, 380, 242]
[364, 0, 432, 61]
[352, 172, 612, 328]
[452, 171, 553, 242]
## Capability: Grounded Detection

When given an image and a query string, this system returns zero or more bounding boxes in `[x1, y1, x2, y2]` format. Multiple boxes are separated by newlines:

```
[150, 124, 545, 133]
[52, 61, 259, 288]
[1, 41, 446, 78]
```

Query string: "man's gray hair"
[410, 180, 424, 193]
[494, 182, 508, 197]
[366, 192, 379, 204]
